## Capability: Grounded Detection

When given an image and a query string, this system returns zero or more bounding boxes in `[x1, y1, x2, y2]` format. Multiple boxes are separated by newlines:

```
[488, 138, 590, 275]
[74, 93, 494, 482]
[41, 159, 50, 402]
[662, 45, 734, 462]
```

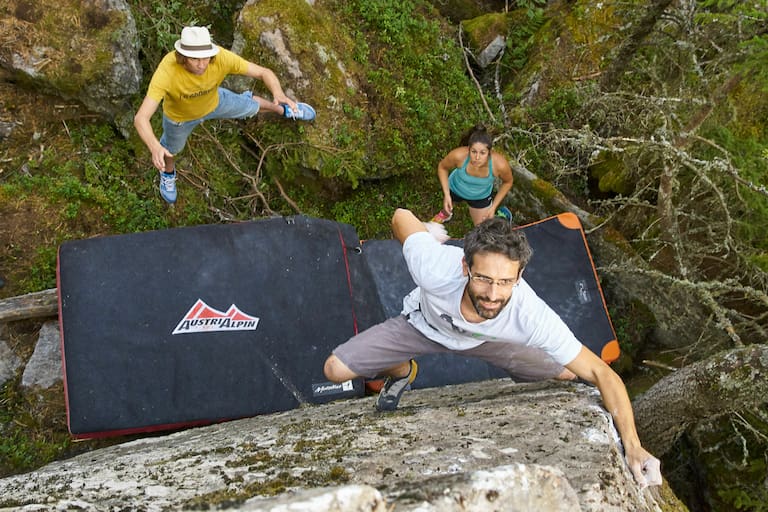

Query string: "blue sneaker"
[496, 206, 512, 221]
[283, 102, 316, 121]
[159, 170, 177, 204]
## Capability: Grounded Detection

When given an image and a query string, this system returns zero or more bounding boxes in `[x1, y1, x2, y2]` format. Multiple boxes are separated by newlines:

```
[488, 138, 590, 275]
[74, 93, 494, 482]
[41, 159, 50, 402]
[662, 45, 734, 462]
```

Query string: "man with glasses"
[323, 208, 662, 488]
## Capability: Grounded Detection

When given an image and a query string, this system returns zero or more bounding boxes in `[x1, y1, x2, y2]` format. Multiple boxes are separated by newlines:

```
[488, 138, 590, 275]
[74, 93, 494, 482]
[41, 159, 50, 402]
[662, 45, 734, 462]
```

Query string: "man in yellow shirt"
[134, 26, 315, 203]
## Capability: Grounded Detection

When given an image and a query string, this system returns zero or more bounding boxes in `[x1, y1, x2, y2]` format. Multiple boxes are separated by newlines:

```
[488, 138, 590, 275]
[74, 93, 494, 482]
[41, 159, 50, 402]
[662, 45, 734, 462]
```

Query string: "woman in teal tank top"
[432, 126, 514, 226]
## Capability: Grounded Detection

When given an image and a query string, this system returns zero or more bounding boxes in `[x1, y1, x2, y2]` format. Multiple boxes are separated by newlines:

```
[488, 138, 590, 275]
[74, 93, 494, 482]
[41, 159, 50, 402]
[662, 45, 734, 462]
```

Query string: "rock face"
[0, 0, 141, 131]
[0, 379, 677, 511]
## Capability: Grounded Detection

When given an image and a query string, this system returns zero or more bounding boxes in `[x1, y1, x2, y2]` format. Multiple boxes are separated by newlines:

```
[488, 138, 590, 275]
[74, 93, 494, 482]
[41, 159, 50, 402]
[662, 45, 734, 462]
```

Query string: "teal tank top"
[448, 155, 494, 200]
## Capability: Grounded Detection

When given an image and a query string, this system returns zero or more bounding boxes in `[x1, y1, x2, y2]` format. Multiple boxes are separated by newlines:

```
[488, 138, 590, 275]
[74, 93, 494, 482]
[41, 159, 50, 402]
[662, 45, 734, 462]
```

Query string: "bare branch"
[273, 177, 301, 214]
[458, 22, 496, 124]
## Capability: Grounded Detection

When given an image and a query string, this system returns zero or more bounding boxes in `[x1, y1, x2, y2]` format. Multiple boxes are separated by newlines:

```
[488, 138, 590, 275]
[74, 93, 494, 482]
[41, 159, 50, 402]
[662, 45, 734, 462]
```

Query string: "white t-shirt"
[401, 231, 583, 366]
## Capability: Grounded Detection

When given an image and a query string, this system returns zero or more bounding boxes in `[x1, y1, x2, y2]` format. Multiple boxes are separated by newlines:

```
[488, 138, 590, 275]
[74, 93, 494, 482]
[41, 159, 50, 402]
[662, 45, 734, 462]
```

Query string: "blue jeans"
[159, 88, 260, 154]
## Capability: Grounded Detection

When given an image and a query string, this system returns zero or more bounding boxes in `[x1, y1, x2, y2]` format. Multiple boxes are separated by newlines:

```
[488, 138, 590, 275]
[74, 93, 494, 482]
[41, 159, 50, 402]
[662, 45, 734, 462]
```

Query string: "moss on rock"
[462, 12, 510, 51]
[589, 150, 634, 196]
[233, 0, 484, 189]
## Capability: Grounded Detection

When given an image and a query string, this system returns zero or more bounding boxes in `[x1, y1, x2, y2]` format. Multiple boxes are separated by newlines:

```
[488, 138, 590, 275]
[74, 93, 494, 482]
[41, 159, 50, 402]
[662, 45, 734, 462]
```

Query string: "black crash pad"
[57, 213, 617, 438]
[57, 216, 378, 438]
[360, 213, 618, 389]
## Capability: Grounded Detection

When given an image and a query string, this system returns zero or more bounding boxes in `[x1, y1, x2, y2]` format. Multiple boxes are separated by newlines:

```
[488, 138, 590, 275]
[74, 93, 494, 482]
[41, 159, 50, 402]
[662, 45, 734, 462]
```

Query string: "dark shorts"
[332, 315, 565, 381]
[449, 190, 493, 209]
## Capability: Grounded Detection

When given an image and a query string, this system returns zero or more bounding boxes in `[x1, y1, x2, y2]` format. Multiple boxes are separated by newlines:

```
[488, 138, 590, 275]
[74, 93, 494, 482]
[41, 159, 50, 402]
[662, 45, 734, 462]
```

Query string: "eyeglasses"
[467, 271, 518, 289]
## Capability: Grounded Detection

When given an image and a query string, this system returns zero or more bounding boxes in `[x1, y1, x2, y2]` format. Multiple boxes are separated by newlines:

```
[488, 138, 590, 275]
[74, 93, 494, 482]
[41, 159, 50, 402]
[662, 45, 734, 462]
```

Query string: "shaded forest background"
[1, 0, 767, 510]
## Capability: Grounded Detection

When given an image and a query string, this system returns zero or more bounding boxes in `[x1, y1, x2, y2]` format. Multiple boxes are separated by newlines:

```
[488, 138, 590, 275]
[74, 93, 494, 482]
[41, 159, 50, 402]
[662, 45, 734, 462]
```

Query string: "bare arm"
[133, 96, 173, 172]
[436, 148, 465, 214]
[391, 208, 428, 244]
[244, 62, 297, 110]
[566, 346, 662, 488]
[490, 153, 514, 212]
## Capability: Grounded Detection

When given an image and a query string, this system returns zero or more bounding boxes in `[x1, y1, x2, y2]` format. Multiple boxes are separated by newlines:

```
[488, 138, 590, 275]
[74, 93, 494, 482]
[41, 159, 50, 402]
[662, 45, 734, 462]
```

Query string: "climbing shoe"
[376, 359, 418, 411]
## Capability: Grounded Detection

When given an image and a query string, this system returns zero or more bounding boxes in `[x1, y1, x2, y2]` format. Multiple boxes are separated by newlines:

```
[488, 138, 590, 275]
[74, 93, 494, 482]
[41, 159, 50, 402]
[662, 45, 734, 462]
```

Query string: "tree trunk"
[656, 158, 684, 275]
[0, 288, 58, 322]
[633, 344, 768, 457]
[599, 0, 675, 92]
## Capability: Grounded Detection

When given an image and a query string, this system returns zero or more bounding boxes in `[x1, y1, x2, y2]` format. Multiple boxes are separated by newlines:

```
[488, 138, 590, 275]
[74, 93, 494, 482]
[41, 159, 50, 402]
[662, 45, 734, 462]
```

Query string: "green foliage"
[719, 485, 768, 512]
[0, 122, 189, 294]
[529, 86, 581, 127]
[0, 430, 64, 476]
[748, 252, 768, 273]
[697, 125, 768, 251]
[518, 0, 547, 18]
[20, 246, 58, 292]
[42, 124, 172, 233]
[330, 177, 427, 240]
[744, 36, 768, 91]
[691, 409, 768, 512]
[349, 0, 430, 46]
[0, 380, 71, 477]
[321, 0, 486, 182]
[325, 166, 475, 240]
[505, 19, 544, 71]
[610, 324, 633, 360]
[501, 1, 546, 72]
[695, 2, 768, 85]
[131, 0, 241, 79]
[132, 0, 196, 70]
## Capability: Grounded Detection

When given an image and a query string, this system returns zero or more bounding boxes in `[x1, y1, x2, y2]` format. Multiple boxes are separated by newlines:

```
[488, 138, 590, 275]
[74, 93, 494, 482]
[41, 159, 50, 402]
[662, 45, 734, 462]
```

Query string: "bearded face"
[466, 282, 512, 319]
[463, 252, 521, 320]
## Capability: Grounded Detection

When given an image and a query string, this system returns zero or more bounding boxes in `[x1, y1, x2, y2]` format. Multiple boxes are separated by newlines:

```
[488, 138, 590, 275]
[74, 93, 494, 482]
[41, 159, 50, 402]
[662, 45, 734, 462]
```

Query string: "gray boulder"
[20, 320, 61, 389]
[477, 34, 507, 68]
[0, 379, 680, 511]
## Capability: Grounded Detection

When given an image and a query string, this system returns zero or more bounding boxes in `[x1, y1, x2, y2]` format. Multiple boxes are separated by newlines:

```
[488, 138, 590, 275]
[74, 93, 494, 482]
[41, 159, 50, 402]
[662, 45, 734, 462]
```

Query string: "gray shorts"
[332, 315, 565, 381]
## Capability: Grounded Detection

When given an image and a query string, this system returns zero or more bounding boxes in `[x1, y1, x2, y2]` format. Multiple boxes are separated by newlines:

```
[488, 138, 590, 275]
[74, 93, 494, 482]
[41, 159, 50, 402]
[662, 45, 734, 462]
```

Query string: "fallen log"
[0, 288, 58, 323]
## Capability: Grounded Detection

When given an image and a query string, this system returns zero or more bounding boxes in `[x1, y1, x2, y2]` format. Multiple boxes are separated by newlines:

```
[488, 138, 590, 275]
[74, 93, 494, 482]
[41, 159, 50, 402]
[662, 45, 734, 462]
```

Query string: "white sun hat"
[174, 26, 220, 58]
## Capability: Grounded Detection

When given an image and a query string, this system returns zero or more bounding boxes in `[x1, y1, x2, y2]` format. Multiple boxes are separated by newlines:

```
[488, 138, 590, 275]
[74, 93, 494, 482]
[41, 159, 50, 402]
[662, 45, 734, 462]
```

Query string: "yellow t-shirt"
[146, 48, 250, 122]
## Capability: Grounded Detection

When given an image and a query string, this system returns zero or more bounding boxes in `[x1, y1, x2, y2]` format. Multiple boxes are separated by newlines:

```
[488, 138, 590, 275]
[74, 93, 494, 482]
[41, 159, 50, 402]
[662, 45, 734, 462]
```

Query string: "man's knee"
[323, 354, 356, 382]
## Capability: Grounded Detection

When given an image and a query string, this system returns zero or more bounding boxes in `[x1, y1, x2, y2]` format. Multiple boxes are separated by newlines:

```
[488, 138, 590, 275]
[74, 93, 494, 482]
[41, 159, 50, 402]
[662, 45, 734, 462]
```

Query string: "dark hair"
[460, 124, 493, 150]
[463, 217, 532, 271]
[175, 52, 216, 65]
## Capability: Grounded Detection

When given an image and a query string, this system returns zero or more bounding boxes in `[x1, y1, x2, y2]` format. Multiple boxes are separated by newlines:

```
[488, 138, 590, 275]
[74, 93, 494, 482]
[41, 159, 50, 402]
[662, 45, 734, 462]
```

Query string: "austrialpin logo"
[172, 299, 260, 335]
